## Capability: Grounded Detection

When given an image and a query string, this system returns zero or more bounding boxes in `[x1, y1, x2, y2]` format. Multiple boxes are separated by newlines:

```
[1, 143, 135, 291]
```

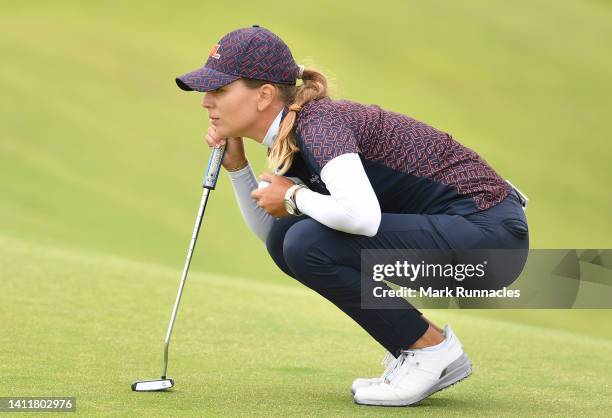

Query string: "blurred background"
[1, 0, 611, 415]
[2, 0, 610, 278]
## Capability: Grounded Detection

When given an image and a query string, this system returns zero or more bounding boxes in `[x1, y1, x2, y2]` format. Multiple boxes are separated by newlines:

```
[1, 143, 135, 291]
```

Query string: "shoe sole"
[354, 353, 472, 407]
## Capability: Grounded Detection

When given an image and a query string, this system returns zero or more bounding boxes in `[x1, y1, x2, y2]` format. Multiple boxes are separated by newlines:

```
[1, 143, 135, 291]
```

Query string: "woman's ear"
[257, 84, 277, 112]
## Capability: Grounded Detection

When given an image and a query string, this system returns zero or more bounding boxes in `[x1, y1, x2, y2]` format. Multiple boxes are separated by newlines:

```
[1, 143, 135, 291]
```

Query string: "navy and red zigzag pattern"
[179, 27, 298, 92]
[207, 27, 297, 83]
[295, 98, 511, 211]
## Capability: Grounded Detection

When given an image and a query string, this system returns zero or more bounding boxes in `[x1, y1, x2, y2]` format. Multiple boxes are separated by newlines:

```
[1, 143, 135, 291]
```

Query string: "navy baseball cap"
[176, 25, 300, 92]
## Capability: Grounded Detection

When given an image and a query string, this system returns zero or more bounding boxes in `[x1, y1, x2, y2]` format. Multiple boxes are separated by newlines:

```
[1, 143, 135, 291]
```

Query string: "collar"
[261, 107, 288, 148]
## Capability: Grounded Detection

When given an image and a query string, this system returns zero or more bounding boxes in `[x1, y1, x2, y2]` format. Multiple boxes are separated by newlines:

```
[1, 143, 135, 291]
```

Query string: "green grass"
[2, 234, 612, 417]
[1, 0, 612, 415]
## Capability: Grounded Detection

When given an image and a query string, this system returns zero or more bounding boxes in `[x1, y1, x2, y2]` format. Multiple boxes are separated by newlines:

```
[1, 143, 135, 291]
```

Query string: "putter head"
[131, 377, 174, 392]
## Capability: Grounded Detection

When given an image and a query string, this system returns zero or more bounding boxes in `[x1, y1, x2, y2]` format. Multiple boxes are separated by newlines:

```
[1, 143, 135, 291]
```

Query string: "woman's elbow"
[353, 209, 381, 237]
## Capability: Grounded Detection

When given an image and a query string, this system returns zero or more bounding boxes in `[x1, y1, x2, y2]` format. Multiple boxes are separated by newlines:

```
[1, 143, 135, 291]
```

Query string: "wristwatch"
[284, 184, 306, 216]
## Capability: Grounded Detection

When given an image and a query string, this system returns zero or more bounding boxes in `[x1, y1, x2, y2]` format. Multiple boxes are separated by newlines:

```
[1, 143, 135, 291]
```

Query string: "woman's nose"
[201, 93, 213, 109]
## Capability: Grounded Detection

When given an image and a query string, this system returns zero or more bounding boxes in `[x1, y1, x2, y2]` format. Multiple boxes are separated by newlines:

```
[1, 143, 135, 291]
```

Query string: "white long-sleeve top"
[227, 109, 382, 243]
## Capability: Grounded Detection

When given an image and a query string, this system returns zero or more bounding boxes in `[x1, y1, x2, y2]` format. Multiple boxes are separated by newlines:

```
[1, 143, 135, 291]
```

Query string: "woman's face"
[201, 79, 261, 138]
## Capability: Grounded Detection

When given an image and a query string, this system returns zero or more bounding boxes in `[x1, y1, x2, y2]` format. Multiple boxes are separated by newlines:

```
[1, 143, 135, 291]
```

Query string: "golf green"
[2, 234, 612, 416]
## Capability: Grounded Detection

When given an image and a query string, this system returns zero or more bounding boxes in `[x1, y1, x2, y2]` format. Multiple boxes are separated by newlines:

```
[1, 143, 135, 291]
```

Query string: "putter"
[132, 144, 227, 392]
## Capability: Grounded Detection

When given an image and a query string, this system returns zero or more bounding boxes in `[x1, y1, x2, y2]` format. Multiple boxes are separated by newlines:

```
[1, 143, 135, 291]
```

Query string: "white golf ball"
[258, 180, 271, 190]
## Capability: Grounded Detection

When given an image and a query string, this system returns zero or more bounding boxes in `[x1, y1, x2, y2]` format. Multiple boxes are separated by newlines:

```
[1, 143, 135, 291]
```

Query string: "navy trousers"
[265, 190, 529, 356]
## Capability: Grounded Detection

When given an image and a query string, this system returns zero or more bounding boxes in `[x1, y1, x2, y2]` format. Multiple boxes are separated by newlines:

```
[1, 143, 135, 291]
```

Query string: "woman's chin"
[212, 124, 242, 139]
[213, 127, 227, 137]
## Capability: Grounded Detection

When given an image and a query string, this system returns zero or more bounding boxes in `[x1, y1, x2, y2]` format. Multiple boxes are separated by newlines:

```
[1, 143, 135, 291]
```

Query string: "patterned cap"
[176, 25, 300, 92]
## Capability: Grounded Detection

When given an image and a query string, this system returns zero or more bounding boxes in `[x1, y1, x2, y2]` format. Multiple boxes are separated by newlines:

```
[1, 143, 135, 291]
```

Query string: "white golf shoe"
[353, 324, 472, 406]
[351, 325, 451, 394]
[351, 351, 398, 395]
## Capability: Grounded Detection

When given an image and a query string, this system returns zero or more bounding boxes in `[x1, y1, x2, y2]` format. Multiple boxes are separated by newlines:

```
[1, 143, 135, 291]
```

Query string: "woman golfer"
[176, 25, 529, 406]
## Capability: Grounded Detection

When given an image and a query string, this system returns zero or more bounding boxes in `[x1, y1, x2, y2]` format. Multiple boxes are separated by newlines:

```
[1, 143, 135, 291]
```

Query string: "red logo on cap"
[209, 44, 221, 60]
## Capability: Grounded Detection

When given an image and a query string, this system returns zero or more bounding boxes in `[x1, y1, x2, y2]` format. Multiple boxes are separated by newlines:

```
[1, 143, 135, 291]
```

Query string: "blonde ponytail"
[268, 68, 329, 175]
[242, 68, 329, 174]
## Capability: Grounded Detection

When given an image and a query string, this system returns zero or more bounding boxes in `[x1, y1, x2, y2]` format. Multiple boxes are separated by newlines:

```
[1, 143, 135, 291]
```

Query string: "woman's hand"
[250, 172, 296, 217]
[204, 125, 247, 171]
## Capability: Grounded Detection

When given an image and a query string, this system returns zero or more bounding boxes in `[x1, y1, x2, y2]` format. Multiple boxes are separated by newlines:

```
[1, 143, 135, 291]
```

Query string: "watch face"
[284, 199, 295, 215]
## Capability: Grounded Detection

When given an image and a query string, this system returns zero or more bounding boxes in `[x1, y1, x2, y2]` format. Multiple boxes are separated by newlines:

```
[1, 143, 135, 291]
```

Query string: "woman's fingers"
[204, 130, 247, 170]
[205, 126, 225, 148]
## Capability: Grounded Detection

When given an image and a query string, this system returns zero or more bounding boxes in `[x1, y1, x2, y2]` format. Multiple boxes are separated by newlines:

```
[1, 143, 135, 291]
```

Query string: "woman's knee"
[265, 217, 303, 277]
[282, 218, 331, 277]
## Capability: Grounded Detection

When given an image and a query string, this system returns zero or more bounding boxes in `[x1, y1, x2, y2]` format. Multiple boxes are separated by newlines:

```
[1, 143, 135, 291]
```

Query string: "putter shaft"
[161, 145, 226, 379]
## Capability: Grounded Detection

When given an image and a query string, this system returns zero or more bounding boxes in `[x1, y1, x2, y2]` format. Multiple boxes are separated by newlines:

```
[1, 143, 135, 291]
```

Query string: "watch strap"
[284, 184, 304, 216]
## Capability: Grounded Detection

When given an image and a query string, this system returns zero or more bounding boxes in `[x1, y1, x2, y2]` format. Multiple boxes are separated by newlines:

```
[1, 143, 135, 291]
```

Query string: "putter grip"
[203, 144, 226, 189]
